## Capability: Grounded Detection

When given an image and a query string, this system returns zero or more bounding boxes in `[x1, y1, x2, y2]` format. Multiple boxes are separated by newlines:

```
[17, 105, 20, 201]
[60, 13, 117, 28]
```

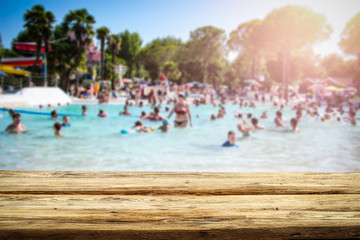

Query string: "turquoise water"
[0, 103, 359, 172]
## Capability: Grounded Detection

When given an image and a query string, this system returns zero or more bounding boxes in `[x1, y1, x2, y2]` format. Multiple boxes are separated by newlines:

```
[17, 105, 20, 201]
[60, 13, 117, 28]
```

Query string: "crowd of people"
[3, 86, 359, 149]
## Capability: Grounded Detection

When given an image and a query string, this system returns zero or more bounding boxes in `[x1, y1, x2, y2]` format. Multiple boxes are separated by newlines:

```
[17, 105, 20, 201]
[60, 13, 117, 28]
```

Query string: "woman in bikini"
[168, 94, 192, 128]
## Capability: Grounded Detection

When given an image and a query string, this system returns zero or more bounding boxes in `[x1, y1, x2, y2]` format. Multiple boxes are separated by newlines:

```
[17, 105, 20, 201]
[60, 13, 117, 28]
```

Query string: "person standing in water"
[5, 113, 26, 133]
[53, 122, 63, 136]
[168, 94, 192, 128]
[222, 131, 237, 147]
[82, 105, 87, 116]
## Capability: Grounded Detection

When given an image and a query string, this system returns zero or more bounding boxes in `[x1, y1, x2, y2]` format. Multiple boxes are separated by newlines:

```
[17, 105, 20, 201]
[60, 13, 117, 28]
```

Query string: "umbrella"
[342, 87, 357, 92]
[0, 71, 7, 77]
[243, 79, 262, 86]
[326, 86, 342, 92]
[308, 84, 325, 91]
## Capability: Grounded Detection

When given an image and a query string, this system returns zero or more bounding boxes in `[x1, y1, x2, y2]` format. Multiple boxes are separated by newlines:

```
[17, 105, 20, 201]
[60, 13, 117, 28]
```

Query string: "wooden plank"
[0, 171, 359, 239]
[0, 171, 359, 195]
[0, 194, 359, 239]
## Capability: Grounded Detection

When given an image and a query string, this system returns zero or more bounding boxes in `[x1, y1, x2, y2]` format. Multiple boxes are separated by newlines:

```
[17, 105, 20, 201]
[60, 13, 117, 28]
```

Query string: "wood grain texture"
[0, 171, 359, 239]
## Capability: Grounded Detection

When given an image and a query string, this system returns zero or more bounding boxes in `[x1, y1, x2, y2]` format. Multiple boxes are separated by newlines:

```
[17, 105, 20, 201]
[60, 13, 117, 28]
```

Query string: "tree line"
[0, 4, 359, 97]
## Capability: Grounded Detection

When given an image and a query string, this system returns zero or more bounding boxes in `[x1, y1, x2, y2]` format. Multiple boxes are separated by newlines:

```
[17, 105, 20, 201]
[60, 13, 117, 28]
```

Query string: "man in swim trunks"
[168, 94, 192, 128]
[5, 113, 27, 133]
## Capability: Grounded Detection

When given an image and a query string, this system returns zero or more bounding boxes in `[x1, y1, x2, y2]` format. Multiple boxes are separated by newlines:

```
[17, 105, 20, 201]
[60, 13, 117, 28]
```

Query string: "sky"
[1, 0, 360, 58]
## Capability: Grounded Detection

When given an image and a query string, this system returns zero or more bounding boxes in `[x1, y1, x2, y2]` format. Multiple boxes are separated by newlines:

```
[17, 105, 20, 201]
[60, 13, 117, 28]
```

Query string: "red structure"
[1, 57, 42, 67]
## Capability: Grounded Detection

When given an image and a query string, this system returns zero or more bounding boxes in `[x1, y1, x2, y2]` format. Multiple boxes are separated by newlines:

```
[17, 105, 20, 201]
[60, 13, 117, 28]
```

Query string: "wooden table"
[0, 171, 359, 239]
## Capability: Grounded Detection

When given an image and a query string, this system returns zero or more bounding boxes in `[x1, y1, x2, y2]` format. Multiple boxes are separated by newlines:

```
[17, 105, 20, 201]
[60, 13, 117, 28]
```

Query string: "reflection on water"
[0, 104, 359, 172]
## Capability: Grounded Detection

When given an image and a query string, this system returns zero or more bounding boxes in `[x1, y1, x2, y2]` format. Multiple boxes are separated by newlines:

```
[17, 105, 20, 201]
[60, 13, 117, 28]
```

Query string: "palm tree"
[96, 27, 110, 81]
[107, 34, 121, 91]
[24, 4, 55, 73]
[63, 9, 95, 95]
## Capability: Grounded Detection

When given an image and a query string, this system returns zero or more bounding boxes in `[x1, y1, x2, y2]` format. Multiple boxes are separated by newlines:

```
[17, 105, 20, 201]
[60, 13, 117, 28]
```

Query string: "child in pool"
[53, 122, 63, 136]
[274, 111, 286, 127]
[134, 120, 153, 132]
[82, 105, 87, 116]
[51, 110, 58, 119]
[98, 109, 108, 118]
[159, 119, 171, 132]
[222, 131, 237, 147]
[62, 115, 71, 127]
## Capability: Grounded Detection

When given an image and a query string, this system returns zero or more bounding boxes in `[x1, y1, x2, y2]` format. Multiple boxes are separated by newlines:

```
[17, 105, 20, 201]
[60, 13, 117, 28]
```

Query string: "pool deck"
[0, 171, 359, 239]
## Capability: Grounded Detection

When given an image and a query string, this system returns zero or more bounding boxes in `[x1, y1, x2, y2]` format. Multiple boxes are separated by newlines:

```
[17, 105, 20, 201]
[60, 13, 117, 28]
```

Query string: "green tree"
[23, 4, 55, 72]
[118, 30, 143, 78]
[162, 61, 181, 82]
[262, 5, 332, 100]
[96, 26, 110, 80]
[339, 12, 360, 58]
[187, 26, 226, 83]
[49, 24, 78, 91]
[207, 61, 223, 88]
[321, 54, 347, 78]
[108, 34, 122, 91]
[63, 9, 95, 95]
[139, 37, 182, 81]
[339, 12, 360, 88]
[228, 19, 264, 78]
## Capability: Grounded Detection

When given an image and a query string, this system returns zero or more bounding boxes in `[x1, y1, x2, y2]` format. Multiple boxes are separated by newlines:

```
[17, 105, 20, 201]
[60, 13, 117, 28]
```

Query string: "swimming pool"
[0, 103, 359, 172]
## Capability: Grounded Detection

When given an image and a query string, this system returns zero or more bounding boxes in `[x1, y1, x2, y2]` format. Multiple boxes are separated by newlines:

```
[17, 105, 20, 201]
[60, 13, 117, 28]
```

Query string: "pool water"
[0, 103, 359, 172]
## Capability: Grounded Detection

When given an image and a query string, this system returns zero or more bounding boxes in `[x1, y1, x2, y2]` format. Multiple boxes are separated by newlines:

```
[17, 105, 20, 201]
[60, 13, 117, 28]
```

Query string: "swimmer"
[168, 94, 192, 128]
[8, 109, 15, 118]
[290, 118, 299, 132]
[51, 110, 58, 119]
[217, 108, 225, 118]
[260, 111, 268, 119]
[274, 111, 286, 127]
[237, 119, 253, 138]
[62, 115, 71, 127]
[139, 101, 143, 107]
[165, 106, 170, 112]
[210, 114, 216, 121]
[251, 117, 265, 130]
[82, 105, 87, 116]
[147, 107, 164, 121]
[246, 113, 252, 120]
[134, 120, 152, 132]
[140, 111, 147, 119]
[98, 109, 108, 118]
[5, 113, 27, 133]
[295, 110, 302, 122]
[347, 111, 357, 125]
[53, 122, 63, 136]
[222, 131, 237, 147]
[159, 119, 171, 132]
[119, 105, 131, 116]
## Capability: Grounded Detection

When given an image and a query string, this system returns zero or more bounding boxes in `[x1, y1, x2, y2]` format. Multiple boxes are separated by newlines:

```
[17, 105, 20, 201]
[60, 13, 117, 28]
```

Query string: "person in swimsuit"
[134, 120, 153, 132]
[82, 105, 87, 116]
[53, 122, 63, 136]
[147, 107, 164, 121]
[236, 118, 253, 138]
[168, 94, 192, 128]
[5, 113, 27, 133]
[98, 109, 108, 118]
[274, 111, 286, 127]
[159, 119, 171, 132]
[251, 117, 265, 130]
[62, 115, 71, 127]
[222, 131, 237, 147]
[51, 110, 58, 119]
[119, 106, 131, 116]
[290, 118, 300, 132]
